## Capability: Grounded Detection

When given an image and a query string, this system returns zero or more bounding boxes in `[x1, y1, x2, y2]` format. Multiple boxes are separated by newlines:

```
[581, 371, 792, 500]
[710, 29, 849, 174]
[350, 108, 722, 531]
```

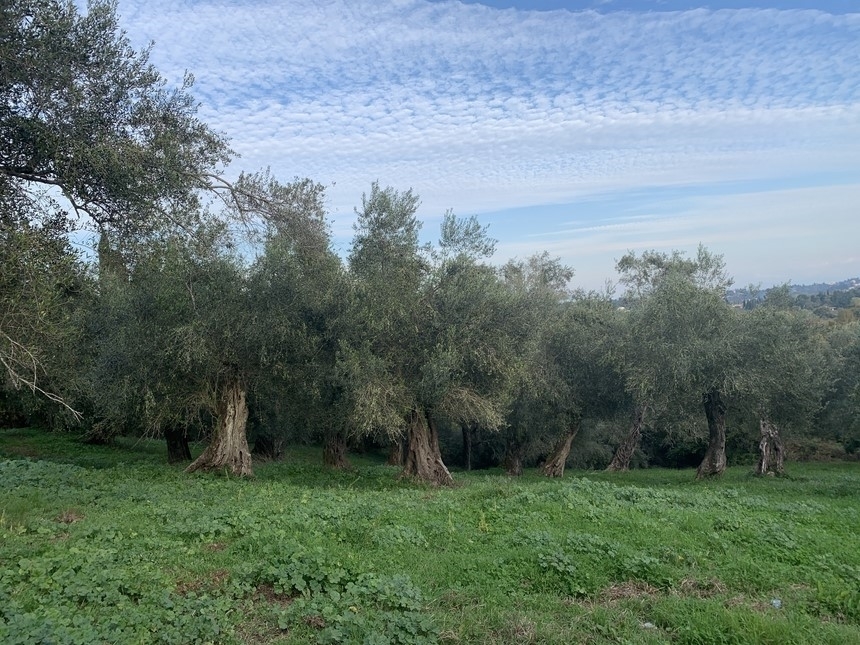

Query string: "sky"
[110, 0, 860, 290]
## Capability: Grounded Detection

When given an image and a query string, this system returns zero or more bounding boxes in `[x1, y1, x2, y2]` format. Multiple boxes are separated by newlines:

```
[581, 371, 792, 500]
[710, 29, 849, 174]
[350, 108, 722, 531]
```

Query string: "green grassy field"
[1, 427, 858, 644]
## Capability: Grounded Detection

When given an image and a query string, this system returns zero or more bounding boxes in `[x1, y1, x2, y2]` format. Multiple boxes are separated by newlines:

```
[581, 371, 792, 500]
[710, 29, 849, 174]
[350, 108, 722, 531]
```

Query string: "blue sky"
[111, 0, 859, 290]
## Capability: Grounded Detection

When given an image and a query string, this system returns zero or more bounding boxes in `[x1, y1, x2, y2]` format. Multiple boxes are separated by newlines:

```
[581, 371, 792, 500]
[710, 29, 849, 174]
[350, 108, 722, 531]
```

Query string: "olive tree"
[821, 320, 860, 453]
[1, 0, 229, 235]
[1, 0, 236, 421]
[86, 222, 254, 470]
[489, 253, 573, 476]
[88, 175, 334, 473]
[613, 246, 739, 478]
[247, 186, 351, 468]
[540, 292, 625, 477]
[738, 289, 830, 475]
[494, 252, 624, 478]
[343, 184, 511, 485]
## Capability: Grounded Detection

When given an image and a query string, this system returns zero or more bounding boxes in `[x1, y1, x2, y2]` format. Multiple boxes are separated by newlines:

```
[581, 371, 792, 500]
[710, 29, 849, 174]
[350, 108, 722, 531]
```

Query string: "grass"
[1, 427, 858, 644]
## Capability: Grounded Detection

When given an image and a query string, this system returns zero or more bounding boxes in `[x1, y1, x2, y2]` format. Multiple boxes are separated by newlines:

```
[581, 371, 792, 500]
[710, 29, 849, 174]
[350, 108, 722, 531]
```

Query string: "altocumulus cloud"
[111, 0, 859, 284]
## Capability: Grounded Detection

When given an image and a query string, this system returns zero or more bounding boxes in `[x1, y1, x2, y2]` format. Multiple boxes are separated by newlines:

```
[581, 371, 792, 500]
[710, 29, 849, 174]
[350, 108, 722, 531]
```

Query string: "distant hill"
[726, 277, 860, 305]
[785, 277, 860, 296]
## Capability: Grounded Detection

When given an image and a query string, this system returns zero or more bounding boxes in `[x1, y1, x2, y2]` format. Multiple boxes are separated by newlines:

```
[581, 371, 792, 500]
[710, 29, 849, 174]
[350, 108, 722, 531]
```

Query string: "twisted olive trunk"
[323, 431, 352, 470]
[696, 388, 727, 479]
[401, 408, 454, 486]
[186, 378, 253, 477]
[504, 438, 524, 477]
[755, 417, 785, 476]
[542, 422, 580, 478]
[606, 404, 647, 472]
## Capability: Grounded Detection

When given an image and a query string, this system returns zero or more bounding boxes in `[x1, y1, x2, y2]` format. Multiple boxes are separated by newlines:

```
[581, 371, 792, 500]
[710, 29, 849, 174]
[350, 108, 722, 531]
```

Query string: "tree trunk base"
[505, 455, 523, 477]
[542, 425, 580, 478]
[607, 405, 646, 472]
[504, 440, 524, 476]
[387, 437, 405, 466]
[252, 433, 284, 461]
[755, 418, 785, 476]
[323, 433, 352, 470]
[696, 389, 727, 480]
[186, 379, 253, 477]
[462, 425, 473, 471]
[401, 409, 454, 486]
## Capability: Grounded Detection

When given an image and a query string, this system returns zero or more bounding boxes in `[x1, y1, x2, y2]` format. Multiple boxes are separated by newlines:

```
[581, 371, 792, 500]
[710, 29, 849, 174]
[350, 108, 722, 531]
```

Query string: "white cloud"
[107, 0, 859, 284]
[491, 183, 860, 289]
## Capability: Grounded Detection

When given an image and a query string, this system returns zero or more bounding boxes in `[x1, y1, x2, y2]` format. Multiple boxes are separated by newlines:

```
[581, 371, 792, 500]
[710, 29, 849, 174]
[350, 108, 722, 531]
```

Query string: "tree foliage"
[1, 0, 229, 234]
[0, 214, 88, 419]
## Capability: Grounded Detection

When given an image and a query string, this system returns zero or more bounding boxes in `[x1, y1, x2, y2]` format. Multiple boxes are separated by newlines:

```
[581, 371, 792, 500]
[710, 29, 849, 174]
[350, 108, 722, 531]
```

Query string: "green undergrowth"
[1, 428, 859, 644]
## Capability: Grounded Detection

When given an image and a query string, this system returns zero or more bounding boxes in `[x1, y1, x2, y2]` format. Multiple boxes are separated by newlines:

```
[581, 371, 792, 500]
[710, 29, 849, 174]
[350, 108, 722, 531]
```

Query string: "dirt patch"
[204, 542, 226, 552]
[210, 569, 229, 587]
[723, 594, 747, 609]
[175, 568, 230, 596]
[56, 509, 85, 524]
[304, 614, 326, 629]
[602, 581, 662, 602]
[569, 577, 730, 609]
[254, 583, 295, 609]
[677, 577, 727, 598]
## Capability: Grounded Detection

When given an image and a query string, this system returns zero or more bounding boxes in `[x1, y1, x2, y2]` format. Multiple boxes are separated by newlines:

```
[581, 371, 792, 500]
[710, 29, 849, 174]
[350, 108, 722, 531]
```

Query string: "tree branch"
[0, 330, 82, 421]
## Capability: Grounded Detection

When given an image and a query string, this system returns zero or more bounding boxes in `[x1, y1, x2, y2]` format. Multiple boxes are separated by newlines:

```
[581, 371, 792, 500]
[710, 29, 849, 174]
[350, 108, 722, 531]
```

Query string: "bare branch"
[1, 330, 82, 421]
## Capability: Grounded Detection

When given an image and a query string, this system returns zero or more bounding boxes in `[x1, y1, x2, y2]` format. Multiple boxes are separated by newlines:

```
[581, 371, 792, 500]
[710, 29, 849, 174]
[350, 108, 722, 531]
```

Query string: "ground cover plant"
[1, 427, 858, 644]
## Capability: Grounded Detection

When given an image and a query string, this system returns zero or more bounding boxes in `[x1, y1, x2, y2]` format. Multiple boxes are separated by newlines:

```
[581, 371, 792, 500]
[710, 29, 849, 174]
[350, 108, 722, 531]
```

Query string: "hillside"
[726, 277, 860, 305]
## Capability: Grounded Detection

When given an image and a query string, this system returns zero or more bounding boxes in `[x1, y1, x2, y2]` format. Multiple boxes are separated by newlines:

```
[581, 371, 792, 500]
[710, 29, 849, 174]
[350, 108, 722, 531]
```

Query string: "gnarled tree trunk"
[503, 438, 524, 477]
[756, 417, 785, 476]
[165, 426, 192, 463]
[323, 431, 352, 469]
[542, 422, 580, 478]
[696, 388, 727, 479]
[607, 404, 647, 472]
[186, 378, 253, 477]
[401, 408, 454, 486]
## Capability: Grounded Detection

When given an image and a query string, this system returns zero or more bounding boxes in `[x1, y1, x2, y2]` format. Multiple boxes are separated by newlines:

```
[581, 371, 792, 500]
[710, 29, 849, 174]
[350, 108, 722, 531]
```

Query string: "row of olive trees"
[4, 0, 858, 484]
[458, 245, 850, 481]
[81, 190, 858, 484]
[6, 184, 857, 485]
[606, 249, 835, 479]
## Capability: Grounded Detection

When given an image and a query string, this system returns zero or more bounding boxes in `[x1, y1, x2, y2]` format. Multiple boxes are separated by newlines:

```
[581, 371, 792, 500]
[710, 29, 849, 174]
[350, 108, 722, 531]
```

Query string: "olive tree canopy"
[1, 0, 230, 234]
